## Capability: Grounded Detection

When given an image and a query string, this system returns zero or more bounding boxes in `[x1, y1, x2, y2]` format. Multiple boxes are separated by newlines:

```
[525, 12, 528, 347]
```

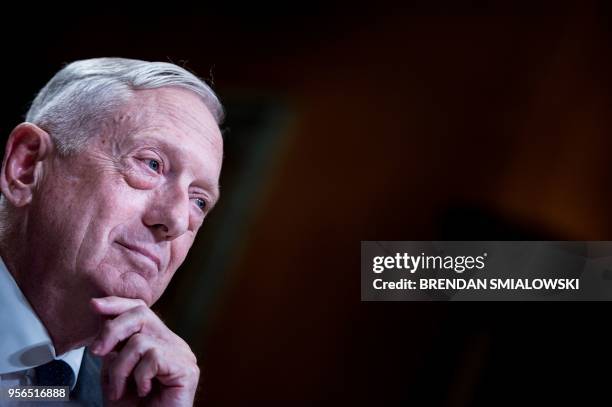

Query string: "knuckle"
[135, 305, 150, 319]
[184, 363, 201, 387]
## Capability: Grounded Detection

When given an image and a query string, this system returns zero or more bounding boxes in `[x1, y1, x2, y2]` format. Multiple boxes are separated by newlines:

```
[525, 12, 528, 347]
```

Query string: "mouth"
[115, 241, 161, 274]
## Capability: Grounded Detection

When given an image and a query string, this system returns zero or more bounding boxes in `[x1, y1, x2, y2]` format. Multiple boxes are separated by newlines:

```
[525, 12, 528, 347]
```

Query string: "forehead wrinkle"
[118, 89, 222, 157]
[159, 99, 222, 156]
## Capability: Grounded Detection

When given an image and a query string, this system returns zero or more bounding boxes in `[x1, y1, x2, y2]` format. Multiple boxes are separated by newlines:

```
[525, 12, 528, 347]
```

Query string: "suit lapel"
[70, 348, 103, 406]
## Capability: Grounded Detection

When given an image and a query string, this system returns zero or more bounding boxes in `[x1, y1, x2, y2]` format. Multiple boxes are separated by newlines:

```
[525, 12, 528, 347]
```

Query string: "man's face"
[29, 87, 223, 306]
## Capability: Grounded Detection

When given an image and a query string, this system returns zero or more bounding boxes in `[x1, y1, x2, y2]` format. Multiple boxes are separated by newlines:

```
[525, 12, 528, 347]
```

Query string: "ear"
[0, 123, 53, 207]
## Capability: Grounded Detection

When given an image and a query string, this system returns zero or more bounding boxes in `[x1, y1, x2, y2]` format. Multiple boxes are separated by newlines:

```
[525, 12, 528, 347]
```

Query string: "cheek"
[31, 179, 113, 265]
[76, 188, 149, 268]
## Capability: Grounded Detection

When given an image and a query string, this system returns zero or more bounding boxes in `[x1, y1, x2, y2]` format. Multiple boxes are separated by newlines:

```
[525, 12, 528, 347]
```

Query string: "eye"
[145, 159, 161, 173]
[194, 198, 206, 211]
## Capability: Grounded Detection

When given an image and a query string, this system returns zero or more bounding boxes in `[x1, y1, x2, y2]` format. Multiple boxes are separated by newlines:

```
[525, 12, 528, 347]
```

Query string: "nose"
[143, 184, 190, 241]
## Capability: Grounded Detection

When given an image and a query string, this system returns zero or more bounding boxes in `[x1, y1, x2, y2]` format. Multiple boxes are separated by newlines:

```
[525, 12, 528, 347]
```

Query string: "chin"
[93, 267, 154, 305]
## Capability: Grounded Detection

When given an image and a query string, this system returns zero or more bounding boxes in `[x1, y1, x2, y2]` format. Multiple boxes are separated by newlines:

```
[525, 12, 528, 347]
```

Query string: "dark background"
[1, 3, 611, 405]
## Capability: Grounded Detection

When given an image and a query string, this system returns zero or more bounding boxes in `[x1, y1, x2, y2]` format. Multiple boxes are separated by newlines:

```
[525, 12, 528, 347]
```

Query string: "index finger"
[90, 296, 147, 316]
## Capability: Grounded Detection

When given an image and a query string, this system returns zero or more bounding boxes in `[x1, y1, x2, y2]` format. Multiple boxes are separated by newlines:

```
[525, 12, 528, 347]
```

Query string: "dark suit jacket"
[70, 348, 103, 406]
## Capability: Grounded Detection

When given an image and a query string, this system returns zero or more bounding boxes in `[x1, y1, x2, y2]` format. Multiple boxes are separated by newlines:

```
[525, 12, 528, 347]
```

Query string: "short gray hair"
[25, 57, 224, 154]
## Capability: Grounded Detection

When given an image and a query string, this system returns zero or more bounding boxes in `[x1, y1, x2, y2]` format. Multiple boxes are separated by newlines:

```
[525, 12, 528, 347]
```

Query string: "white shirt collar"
[0, 257, 84, 384]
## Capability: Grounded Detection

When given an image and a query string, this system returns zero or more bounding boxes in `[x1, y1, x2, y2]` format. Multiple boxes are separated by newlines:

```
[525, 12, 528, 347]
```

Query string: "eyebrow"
[132, 133, 221, 200]
[207, 184, 221, 211]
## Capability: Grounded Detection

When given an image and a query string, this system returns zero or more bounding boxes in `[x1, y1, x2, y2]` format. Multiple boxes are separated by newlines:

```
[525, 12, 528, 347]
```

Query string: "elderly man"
[0, 58, 224, 405]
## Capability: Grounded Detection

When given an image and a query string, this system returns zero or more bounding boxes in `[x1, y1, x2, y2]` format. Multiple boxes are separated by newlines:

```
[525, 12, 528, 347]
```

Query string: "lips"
[115, 241, 162, 273]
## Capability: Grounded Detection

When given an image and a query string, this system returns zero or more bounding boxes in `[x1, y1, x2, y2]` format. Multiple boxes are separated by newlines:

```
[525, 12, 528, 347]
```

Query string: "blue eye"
[195, 198, 206, 210]
[147, 159, 160, 172]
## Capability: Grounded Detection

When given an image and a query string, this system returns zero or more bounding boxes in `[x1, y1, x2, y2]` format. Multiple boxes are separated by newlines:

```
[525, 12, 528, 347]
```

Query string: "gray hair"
[25, 57, 224, 154]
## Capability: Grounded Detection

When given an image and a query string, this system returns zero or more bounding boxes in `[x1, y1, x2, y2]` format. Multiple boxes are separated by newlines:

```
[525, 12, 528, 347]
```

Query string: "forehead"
[111, 88, 223, 185]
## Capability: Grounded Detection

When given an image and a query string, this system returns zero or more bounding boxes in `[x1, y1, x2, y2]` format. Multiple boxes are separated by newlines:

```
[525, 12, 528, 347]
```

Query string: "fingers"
[107, 333, 157, 400]
[90, 296, 147, 315]
[90, 305, 148, 356]
[91, 296, 200, 404]
[133, 348, 160, 398]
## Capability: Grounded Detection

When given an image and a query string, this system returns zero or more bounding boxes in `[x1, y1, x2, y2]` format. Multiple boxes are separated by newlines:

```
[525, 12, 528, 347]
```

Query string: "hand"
[89, 296, 200, 406]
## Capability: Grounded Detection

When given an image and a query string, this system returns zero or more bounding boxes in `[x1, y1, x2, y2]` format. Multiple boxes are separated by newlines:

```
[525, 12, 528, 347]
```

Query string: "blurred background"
[1, 2, 612, 405]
